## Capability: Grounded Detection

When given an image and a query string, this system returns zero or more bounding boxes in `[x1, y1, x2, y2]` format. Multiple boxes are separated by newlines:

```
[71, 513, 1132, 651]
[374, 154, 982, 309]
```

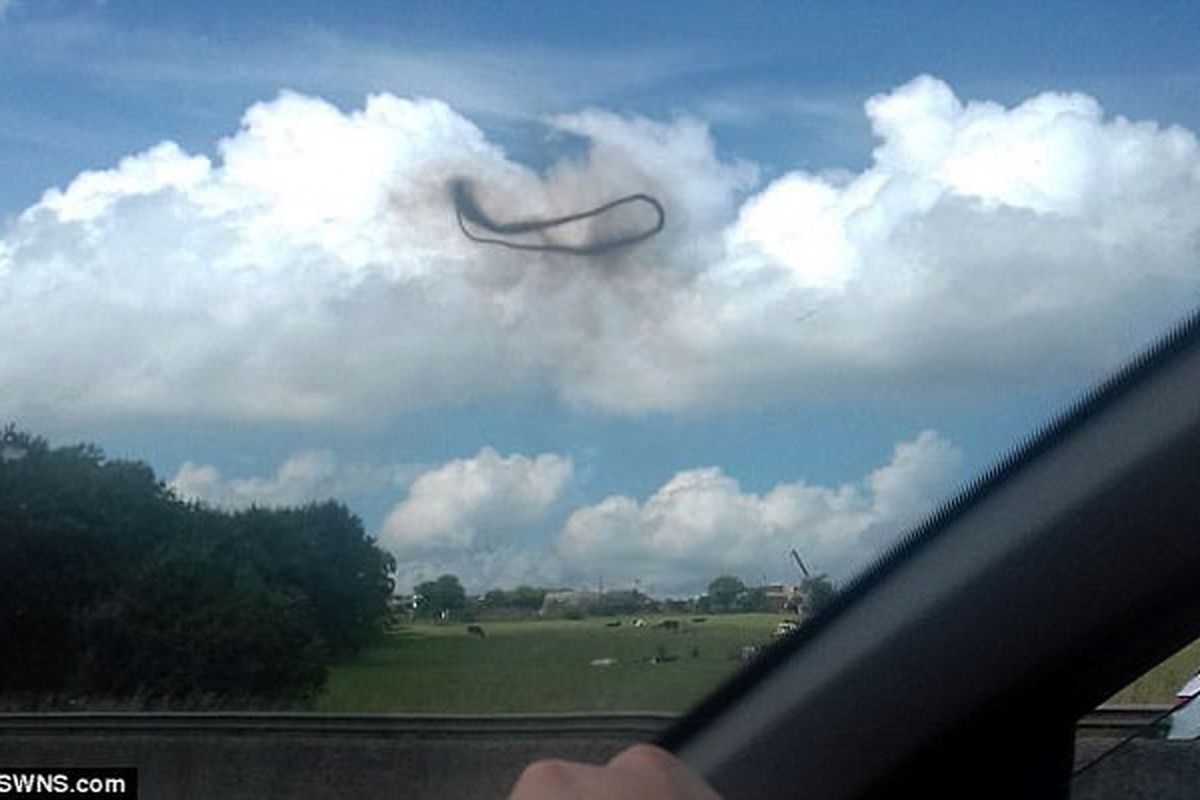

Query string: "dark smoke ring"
[451, 179, 665, 255]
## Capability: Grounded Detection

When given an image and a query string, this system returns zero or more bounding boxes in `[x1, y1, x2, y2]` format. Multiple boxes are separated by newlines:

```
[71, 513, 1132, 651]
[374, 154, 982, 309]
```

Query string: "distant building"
[540, 590, 599, 615]
[762, 583, 799, 613]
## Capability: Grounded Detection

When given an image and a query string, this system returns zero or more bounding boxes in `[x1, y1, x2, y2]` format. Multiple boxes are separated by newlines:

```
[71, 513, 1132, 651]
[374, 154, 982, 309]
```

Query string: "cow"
[466, 625, 486, 639]
[656, 619, 680, 632]
[651, 644, 679, 664]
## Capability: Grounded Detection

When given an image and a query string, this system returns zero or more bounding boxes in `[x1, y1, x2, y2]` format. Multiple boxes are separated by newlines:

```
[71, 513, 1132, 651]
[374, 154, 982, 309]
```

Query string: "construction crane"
[790, 548, 810, 580]
[771, 549, 814, 626]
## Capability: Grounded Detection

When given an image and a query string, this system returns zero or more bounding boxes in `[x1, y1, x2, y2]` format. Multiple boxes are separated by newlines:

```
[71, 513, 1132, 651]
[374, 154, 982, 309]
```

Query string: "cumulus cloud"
[709, 76, 1200, 402]
[3, 76, 1199, 426]
[380, 448, 573, 591]
[169, 449, 408, 510]
[557, 430, 962, 594]
[377, 432, 960, 594]
[224, 433, 958, 594]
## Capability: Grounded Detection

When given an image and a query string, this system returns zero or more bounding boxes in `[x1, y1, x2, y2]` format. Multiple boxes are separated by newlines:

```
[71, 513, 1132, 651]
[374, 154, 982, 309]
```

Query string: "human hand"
[509, 743, 722, 800]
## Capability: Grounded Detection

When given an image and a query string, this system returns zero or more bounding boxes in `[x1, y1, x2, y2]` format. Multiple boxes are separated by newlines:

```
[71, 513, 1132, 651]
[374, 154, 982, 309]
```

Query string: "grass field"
[317, 614, 780, 713]
[1109, 637, 1200, 705]
[317, 613, 1200, 714]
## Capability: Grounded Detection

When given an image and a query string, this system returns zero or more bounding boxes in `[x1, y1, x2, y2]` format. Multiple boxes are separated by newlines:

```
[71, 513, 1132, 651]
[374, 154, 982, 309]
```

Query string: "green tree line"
[404, 572, 837, 622]
[0, 425, 395, 706]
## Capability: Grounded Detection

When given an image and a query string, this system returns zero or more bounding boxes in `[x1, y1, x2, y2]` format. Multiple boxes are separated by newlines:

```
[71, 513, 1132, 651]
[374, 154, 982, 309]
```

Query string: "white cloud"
[169, 449, 407, 510]
[380, 448, 572, 591]
[167, 446, 574, 592]
[379, 432, 960, 595]
[159, 431, 960, 594]
[557, 430, 962, 594]
[3, 76, 1200, 426]
[686, 75, 1200, 408]
[866, 430, 964, 522]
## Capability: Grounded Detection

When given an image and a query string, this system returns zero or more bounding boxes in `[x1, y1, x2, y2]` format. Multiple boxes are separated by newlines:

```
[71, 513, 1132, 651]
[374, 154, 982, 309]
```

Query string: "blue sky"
[5, 1, 1199, 212]
[2, 1, 1199, 593]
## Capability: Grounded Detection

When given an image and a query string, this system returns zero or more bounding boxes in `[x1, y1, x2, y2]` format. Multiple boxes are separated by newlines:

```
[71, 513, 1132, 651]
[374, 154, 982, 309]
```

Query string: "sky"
[2, 1, 1199, 595]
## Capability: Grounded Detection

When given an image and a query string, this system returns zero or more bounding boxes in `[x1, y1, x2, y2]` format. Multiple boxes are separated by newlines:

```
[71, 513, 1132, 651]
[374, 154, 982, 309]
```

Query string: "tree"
[508, 585, 546, 611]
[735, 586, 769, 613]
[228, 502, 396, 657]
[0, 424, 396, 705]
[0, 426, 184, 693]
[482, 589, 509, 608]
[73, 546, 326, 703]
[415, 574, 466, 618]
[798, 574, 837, 619]
[599, 590, 648, 615]
[707, 575, 746, 613]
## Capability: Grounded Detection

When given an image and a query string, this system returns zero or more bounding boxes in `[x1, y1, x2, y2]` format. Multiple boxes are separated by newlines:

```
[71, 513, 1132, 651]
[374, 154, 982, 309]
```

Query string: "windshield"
[2, 2, 1199, 717]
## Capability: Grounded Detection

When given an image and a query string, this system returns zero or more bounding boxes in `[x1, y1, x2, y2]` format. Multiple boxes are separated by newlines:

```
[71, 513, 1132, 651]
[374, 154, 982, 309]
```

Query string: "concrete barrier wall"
[2, 733, 642, 799]
[3, 715, 1199, 799]
[0, 715, 668, 800]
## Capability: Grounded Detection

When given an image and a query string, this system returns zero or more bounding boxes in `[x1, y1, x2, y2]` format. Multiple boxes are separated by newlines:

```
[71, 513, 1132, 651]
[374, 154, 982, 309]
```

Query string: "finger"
[608, 744, 723, 800]
[508, 758, 604, 800]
